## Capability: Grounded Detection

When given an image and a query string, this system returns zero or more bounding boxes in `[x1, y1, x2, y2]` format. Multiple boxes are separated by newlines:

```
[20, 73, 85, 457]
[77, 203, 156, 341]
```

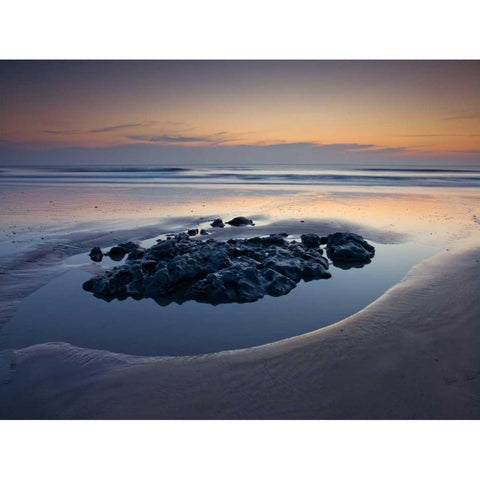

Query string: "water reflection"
[1, 241, 438, 357]
[330, 259, 371, 270]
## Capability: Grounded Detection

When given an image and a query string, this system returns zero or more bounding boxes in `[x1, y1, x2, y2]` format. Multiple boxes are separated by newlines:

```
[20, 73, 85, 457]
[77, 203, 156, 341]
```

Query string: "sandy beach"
[1, 241, 479, 419]
[1, 172, 479, 419]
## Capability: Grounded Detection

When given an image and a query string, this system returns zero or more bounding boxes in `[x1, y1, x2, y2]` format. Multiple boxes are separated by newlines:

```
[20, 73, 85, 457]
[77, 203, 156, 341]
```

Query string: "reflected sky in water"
[1, 165, 479, 356]
[0, 241, 437, 356]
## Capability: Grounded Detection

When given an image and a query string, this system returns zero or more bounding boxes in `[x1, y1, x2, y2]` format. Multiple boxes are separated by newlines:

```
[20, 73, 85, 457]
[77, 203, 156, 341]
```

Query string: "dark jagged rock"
[118, 241, 140, 253]
[300, 233, 322, 249]
[326, 232, 375, 266]
[187, 228, 199, 236]
[83, 232, 335, 306]
[226, 216, 255, 227]
[141, 260, 158, 275]
[210, 218, 225, 228]
[89, 247, 103, 262]
[107, 246, 127, 261]
[127, 247, 146, 261]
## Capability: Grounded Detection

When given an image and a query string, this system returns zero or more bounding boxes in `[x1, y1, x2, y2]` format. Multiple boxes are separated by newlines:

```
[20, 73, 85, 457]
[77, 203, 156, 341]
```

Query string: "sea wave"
[1, 166, 480, 187]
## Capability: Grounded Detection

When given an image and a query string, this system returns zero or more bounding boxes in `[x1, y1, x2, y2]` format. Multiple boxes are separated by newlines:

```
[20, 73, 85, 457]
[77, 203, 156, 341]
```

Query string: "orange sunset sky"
[1, 60, 479, 164]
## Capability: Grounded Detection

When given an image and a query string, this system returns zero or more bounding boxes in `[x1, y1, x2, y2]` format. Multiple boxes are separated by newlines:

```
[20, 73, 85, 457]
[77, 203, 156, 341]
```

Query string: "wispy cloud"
[41, 121, 157, 136]
[443, 109, 480, 121]
[360, 147, 409, 154]
[41, 129, 82, 135]
[88, 122, 149, 134]
[397, 133, 480, 137]
[126, 131, 235, 145]
[247, 142, 378, 150]
[324, 143, 377, 151]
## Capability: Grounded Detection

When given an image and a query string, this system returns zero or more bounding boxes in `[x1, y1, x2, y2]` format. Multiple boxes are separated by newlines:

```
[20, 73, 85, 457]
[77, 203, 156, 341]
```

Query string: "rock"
[300, 233, 322, 249]
[187, 228, 199, 236]
[83, 230, 376, 306]
[203, 249, 232, 272]
[200, 229, 209, 235]
[127, 248, 146, 261]
[110, 268, 134, 288]
[226, 216, 255, 227]
[107, 246, 127, 261]
[326, 232, 375, 265]
[146, 239, 178, 261]
[83, 277, 110, 295]
[210, 218, 225, 228]
[263, 269, 297, 296]
[141, 260, 158, 275]
[118, 241, 140, 253]
[89, 247, 103, 262]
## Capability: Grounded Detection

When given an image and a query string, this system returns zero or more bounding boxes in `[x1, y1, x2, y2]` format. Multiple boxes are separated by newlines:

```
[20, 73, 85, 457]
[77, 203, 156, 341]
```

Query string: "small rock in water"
[187, 229, 199, 236]
[326, 232, 375, 267]
[210, 218, 225, 228]
[107, 246, 127, 261]
[89, 247, 103, 262]
[200, 229, 209, 235]
[118, 241, 140, 253]
[226, 216, 255, 227]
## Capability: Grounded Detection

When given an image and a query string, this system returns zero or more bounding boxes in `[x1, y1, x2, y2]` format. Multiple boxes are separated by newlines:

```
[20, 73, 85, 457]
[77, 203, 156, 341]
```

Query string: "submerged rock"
[326, 232, 375, 266]
[226, 216, 255, 227]
[200, 229, 209, 236]
[210, 218, 225, 228]
[83, 232, 335, 305]
[89, 247, 103, 262]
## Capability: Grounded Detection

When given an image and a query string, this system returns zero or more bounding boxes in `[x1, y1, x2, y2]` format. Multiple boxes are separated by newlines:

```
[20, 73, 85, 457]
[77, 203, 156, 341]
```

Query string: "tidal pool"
[0, 240, 437, 356]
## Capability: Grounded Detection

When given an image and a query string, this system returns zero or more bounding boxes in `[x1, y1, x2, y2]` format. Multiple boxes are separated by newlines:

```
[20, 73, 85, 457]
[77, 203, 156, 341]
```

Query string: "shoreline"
[1, 242, 479, 419]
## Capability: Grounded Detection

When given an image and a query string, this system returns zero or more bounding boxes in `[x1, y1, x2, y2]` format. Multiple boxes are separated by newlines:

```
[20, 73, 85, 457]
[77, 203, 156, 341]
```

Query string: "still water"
[0, 240, 437, 356]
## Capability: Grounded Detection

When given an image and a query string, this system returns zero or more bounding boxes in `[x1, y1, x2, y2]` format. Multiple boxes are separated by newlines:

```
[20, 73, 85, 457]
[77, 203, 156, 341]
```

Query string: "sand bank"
[1, 242, 479, 419]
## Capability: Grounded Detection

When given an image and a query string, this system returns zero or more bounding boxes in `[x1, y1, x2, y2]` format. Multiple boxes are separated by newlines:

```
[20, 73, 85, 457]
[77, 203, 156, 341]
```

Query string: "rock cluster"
[84, 231, 375, 305]
[210, 217, 255, 228]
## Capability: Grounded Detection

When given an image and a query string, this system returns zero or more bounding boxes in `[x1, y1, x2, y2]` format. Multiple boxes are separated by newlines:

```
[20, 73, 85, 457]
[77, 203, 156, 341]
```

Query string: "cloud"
[442, 149, 480, 155]
[397, 133, 480, 137]
[443, 110, 480, 121]
[87, 122, 149, 134]
[41, 121, 156, 136]
[41, 129, 82, 135]
[360, 147, 409, 154]
[242, 142, 378, 151]
[126, 131, 235, 145]
[323, 143, 377, 151]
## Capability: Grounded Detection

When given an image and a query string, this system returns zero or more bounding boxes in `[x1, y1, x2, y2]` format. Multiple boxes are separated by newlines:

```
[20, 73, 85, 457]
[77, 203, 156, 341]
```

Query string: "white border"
[1, 0, 479, 59]
[1, 1, 479, 478]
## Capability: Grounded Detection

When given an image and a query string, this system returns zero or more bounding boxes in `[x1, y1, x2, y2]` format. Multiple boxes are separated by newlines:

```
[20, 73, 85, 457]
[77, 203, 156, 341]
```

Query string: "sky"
[1, 60, 479, 166]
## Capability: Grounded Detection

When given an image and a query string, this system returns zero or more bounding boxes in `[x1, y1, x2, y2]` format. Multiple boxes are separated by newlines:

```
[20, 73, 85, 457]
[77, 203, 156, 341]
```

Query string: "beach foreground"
[1, 170, 480, 419]
[1, 241, 479, 419]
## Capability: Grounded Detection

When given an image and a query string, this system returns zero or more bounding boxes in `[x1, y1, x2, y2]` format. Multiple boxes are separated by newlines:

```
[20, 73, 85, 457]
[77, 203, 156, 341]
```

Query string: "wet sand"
[1, 178, 480, 418]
